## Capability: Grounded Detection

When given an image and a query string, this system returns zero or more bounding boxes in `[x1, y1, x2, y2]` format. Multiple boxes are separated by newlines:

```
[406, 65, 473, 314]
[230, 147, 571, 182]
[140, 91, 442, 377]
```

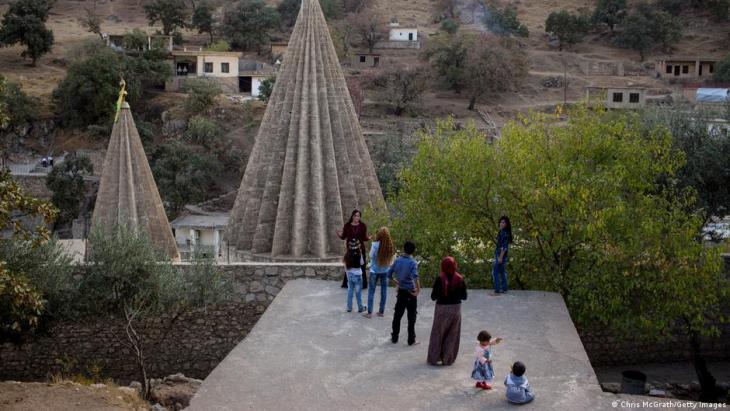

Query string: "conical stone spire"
[226, 0, 384, 260]
[91, 102, 180, 261]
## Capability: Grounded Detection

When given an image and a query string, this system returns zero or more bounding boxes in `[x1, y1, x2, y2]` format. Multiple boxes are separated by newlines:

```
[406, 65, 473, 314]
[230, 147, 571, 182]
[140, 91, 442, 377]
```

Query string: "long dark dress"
[427, 276, 467, 365]
[339, 222, 369, 288]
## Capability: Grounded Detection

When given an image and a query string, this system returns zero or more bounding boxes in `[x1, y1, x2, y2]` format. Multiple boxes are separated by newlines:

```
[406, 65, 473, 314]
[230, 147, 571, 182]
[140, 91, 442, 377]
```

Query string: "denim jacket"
[495, 229, 510, 259]
[504, 373, 534, 404]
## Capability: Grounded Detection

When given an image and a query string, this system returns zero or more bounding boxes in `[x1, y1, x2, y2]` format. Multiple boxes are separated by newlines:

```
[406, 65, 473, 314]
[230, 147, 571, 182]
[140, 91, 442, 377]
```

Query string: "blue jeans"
[347, 272, 364, 312]
[367, 272, 388, 314]
[492, 255, 508, 292]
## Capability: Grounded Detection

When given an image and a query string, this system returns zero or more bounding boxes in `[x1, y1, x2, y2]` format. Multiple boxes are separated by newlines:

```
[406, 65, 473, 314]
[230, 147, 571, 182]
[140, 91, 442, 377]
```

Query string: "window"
[204, 62, 213, 73]
[221, 62, 229, 73]
[629, 93, 640, 103]
[682, 65, 689, 74]
[709, 63, 714, 74]
[612, 92, 623, 103]
[666, 65, 672, 74]
[360, 55, 366, 63]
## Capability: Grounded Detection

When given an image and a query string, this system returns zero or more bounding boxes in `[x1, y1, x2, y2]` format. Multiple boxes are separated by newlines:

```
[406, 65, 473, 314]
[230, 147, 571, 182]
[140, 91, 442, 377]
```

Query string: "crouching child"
[504, 361, 534, 405]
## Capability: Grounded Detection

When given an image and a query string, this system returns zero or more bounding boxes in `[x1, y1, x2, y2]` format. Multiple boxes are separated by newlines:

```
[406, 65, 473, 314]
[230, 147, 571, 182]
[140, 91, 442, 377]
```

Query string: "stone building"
[165, 49, 243, 93]
[171, 212, 229, 261]
[91, 101, 179, 261]
[350, 52, 380, 68]
[226, 0, 384, 261]
[585, 86, 647, 109]
[656, 57, 718, 80]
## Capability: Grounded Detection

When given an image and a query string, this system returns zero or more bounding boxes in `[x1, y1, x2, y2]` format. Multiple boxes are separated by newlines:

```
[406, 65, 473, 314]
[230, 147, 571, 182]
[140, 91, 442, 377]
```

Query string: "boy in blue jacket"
[505, 361, 535, 404]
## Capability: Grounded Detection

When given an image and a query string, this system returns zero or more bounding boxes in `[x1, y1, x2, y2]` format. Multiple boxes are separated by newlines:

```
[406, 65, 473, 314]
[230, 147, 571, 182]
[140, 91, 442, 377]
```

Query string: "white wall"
[252, 76, 266, 97]
[196, 55, 239, 78]
[389, 28, 418, 42]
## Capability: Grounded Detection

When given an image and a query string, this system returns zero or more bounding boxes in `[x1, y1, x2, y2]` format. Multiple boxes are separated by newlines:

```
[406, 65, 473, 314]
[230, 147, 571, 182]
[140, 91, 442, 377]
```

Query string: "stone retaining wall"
[0, 263, 343, 383]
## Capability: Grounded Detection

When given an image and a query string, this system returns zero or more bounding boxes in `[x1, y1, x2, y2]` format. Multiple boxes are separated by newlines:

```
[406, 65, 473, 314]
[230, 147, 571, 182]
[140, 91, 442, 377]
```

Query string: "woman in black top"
[427, 256, 467, 366]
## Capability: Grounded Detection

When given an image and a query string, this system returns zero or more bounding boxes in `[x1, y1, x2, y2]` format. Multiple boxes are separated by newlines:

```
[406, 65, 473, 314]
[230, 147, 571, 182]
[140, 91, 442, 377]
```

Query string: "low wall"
[11, 173, 53, 201]
[0, 263, 343, 383]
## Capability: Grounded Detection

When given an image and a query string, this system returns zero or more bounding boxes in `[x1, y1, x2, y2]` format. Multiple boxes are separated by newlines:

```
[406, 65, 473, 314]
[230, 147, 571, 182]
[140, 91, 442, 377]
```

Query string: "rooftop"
[170, 213, 230, 229]
[187, 280, 689, 410]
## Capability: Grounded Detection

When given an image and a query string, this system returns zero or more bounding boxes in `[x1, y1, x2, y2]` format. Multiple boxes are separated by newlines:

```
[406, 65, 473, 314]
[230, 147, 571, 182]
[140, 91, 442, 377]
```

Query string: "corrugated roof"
[171, 213, 230, 229]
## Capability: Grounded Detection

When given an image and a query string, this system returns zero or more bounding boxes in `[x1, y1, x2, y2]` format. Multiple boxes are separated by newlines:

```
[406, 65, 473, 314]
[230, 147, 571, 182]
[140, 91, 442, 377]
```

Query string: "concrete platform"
[188, 280, 693, 411]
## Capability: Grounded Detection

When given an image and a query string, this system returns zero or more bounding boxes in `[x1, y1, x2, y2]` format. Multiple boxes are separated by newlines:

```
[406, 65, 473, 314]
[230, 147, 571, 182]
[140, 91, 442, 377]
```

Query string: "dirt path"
[0, 381, 148, 411]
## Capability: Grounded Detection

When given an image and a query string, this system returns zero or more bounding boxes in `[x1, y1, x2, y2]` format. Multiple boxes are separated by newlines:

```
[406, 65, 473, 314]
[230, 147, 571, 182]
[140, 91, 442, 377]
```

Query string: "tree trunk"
[468, 96, 476, 111]
[689, 331, 718, 402]
[209, 31, 214, 44]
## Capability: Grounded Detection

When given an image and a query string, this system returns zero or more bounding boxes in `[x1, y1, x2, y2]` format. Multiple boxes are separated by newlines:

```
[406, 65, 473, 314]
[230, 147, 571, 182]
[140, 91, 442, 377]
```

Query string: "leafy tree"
[319, 0, 341, 19]
[389, 107, 729, 401]
[53, 41, 171, 128]
[258, 76, 275, 102]
[0, 263, 43, 339]
[206, 40, 230, 51]
[151, 139, 223, 217]
[618, 4, 681, 60]
[437, 0, 459, 19]
[545, 10, 590, 50]
[82, 225, 228, 398]
[144, 0, 189, 35]
[0, 80, 8, 128]
[277, 0, 300, 27]
[376, 69, 427, 116]
[222, 0, 280, 51]
[184, 78, 221, 113]
[45, 155, 94, 225]
[0, 0, 54, 66]
[0, 75, 38, 132]
[421, 32, 469, 93]
[463, 35, 526, 109]
[185, 114, 224, 148]
[192, 1, 215, 43]
[347, 8, 383, 53]
[712, 53, 730, 82]
[592, 0, 626, 31]
[657, 0, 683, 15]
[0, 167, 56, 243]
[79, 0, 103, 39]
[483, 1, 528, 37]
[122, 28, 148, 51]
[440, 18, 460, 33]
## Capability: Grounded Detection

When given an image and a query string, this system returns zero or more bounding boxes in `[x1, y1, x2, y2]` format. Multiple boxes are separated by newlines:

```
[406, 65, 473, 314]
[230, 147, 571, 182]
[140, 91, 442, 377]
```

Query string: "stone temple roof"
[226, 0, 384, 260]
[91, 102, 179, 261]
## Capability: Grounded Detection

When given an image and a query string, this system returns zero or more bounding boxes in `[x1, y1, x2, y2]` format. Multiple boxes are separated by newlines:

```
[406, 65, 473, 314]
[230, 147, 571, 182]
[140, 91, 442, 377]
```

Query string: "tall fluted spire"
[226, 0, 384, 260]
[91, 101, 180, 261]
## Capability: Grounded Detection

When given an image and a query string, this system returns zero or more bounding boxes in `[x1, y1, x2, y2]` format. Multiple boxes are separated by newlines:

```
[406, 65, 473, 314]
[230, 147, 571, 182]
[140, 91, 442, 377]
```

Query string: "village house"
[350, 52, 380, 68]
[388, 22, 418, 42]
[171, 212, 230, 261]
[238, 59, 276, 97]
[271, 41, 288, 61]
[656, 57, 718, 80]
[585, 86, 647, 109]
[165, 48, 243, 93]
[104, 32, 174, 53]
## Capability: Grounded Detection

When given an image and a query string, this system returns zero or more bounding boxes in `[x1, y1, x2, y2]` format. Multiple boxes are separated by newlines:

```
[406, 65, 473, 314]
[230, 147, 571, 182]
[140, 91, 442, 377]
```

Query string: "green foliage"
[143, 0, 189, 35]
[80, 3, 103, 39]
[592, 0, 626, 31]
[185, 115, 224, 148]
[389, 106, 729, 344]
[0, 237, 75, 319]
[0, 0, 54, 65]
[0, 263, 43, 339]
[375, 69, 427, 116]
[53, 42, 171, 128]
[184, 78, 221, 113]
[319, 0, 342, 19]
[0, 75, 38, 130]
[656, 0, 683, 15]
[206, 40, 230, 51]
[545, 10, 590, 49]
[0, 167, 56, 242]
[713, 54, 730, 82]
[483, 1, 529, 37]
[45, 155, 93, 225]
[151, 139, 224, 217]
[421, 32, 469, 93]
[192, 2, 215, 42]
[440, 18, 460, 34]
[277, 0, 300, 27]
[222, 0, 280, 51]
[122, 28, 148, 51]
[258, 76, 275, 102]
[618, 3, 681, 60]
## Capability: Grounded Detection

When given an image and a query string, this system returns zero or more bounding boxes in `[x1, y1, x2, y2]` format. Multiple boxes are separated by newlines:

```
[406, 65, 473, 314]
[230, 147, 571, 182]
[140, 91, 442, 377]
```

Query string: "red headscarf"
[439, 256, 463, 296]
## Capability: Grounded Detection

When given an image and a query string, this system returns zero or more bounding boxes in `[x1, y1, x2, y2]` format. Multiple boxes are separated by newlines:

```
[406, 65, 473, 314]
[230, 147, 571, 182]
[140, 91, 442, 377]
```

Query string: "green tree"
[184, 78, 221, 113]
[185, 114, 224, 148]
[0, 75, 38, 132]
[483, 1, 529, 37]
[421, 32, 469, 94]
[192, 1, 215, 43]
[0, 0, 54, 66]
[122, 28, 148, 51]
[79, 0, 103, 39]
[346, 8, 382, 53]
[0, 263, 43, 339]
[53, 41, 171, 128]
[151, 140, 223, 217]
[618, 4, 681, 60]
[712, 54, 730, 82]
[45, 155, 94, 225]
[258, 76, 275, 102]
[592, 0, 626, 31]
[319, 0, 341, 19]
[82, 225, 228, 398]
[545, 10, 590, 50]
[440, 18, 460, 34]
[463, 35, 526, 110]
[144, 0, 189, 35]
[222, 0, 280, 51]
[277, 0, 300, 27]
[376, 68, 427, 116]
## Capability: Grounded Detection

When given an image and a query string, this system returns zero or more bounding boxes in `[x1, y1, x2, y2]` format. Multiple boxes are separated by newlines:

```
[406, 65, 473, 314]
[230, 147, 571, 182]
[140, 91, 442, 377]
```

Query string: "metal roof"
[171, 213, 230, 229]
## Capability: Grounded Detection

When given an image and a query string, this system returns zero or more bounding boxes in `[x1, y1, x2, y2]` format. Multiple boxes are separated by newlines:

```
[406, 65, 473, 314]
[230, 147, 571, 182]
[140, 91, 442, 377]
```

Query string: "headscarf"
[439, 256, 463, 297]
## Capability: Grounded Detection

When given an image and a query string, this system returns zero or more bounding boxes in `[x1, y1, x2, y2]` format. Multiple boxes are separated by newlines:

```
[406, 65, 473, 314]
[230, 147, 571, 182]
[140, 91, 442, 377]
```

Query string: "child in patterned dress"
[471, 330, 503, 390]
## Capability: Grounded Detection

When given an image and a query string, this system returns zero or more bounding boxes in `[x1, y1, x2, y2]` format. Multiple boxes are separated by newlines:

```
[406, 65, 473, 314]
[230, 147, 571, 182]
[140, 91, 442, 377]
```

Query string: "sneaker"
[483, 383, 492, 390]
[408, 340, 420, 346]
[347, 309, 352, 312]
[475, 382, 484, 389]
[391, 334, 398, 344]
[358, 307, 366, 313]
[363, 313, 372, 318]
[376, 312, 384, 317]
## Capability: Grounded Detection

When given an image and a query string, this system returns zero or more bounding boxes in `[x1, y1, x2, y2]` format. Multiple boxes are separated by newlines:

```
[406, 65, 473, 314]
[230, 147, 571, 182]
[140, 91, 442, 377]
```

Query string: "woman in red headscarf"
[427, 256, 468, 366]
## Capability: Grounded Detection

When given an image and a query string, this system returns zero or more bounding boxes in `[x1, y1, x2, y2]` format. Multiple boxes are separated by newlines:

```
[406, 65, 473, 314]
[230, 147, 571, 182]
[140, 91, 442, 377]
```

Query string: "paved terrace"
[188, 279, 698, 411]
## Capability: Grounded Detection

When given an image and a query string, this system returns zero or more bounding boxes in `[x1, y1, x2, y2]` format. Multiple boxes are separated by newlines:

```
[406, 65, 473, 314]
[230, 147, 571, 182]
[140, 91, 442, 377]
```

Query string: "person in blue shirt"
[388, 241, 421, 346]
[492, 215, 513, 294]
[504, 361, 535, 404]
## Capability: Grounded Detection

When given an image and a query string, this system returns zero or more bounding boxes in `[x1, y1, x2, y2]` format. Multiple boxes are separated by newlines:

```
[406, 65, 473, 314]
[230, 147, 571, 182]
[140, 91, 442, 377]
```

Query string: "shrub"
[483, 1, 529, 37]
[184, 78, 221, 113]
